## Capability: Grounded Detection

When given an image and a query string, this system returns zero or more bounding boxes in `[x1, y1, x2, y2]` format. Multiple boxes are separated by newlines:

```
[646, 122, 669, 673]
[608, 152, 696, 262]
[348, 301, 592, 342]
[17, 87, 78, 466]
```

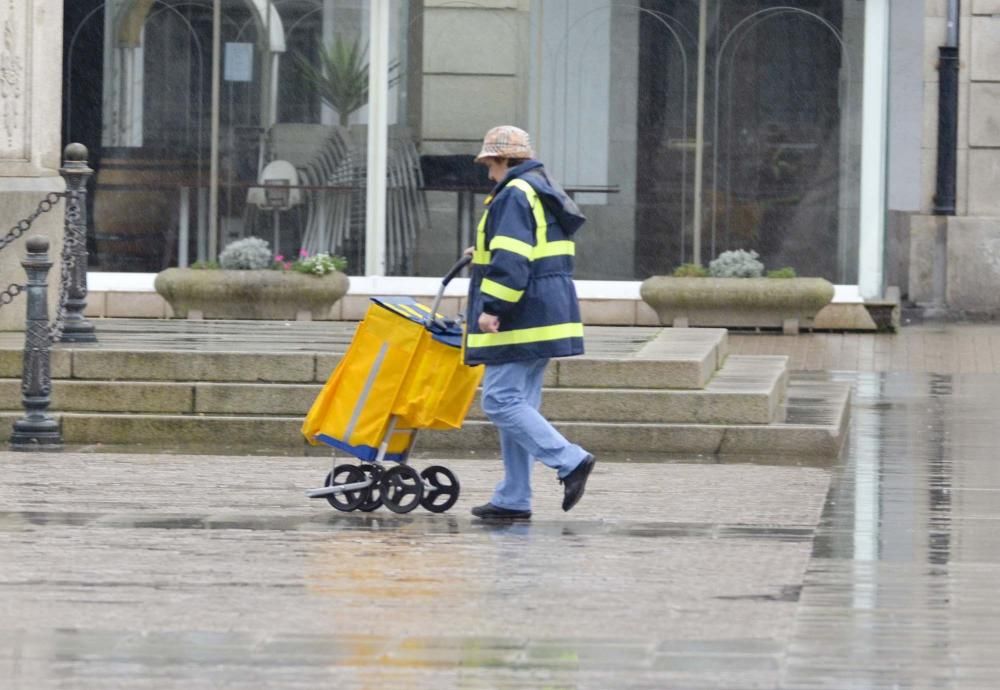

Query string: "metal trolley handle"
[428, 254, 472, 327]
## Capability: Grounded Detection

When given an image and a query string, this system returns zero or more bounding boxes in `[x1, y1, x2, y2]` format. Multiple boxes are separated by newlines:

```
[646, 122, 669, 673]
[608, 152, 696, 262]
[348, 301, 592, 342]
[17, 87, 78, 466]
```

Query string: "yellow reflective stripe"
[467, 322, 584, 348]
[473, 208, 490, 264]
[506, 178, 572, 260]
[490, 235, 533, 259]
[475, 180, 575, 265]
[480, 278, 523, 303]
[397, 304, 424, 320]
[533, 240, 575, 258]
[506, 179, 535, 197]
[506, 180, 546, 247]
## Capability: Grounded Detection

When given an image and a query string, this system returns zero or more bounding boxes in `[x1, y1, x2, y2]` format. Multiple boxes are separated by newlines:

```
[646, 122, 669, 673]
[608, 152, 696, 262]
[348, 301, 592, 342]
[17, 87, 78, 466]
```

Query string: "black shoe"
[471, 503, 532, 520]
[560, 455, 596, 512]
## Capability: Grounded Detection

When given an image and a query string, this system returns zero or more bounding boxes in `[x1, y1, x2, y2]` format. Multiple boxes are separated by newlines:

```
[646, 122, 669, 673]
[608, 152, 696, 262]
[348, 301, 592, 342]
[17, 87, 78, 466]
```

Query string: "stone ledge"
[80, 289, 878, 330]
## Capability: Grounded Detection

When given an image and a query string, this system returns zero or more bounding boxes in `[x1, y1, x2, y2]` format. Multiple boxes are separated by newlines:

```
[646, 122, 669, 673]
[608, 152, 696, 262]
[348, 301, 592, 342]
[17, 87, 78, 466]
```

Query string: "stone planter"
[640, 276, 835, 334]
[154, 269, 350, 320]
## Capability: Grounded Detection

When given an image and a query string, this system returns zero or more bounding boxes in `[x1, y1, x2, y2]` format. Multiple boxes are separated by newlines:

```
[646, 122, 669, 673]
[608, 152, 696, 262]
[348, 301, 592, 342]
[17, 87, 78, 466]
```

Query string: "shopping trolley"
[301, 256, 483, 514]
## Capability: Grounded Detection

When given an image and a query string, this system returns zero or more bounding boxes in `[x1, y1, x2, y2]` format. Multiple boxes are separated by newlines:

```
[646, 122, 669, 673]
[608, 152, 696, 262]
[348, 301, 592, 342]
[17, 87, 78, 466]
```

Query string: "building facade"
[3, 0, 997, 319]
[906, 1, 1000, 313]
[0, 1, 65, 330]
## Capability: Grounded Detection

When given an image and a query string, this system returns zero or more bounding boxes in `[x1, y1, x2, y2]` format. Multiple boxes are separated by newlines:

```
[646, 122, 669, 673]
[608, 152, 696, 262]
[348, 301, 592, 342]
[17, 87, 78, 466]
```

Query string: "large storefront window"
[65, 0, 869, 283]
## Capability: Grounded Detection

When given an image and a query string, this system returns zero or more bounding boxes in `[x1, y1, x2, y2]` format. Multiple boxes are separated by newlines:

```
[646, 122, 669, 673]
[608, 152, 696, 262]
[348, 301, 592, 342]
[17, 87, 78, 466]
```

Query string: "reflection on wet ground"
[2, 370, 1000, 688]
[0, 510, 817, 542]
[783, 371, 1000, 688]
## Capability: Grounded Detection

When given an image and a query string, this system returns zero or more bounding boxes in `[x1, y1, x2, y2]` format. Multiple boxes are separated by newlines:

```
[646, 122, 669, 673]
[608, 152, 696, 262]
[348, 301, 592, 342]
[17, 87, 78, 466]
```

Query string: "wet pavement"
[3, 355, 1000, 686]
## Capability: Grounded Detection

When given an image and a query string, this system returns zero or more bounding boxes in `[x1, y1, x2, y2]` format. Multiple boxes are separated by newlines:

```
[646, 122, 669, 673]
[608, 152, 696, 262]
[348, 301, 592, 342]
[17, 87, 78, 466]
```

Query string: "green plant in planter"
[294, 33, 400, 126]
[155, 237, 350, 321]
[274, 248, 348, 275]
[639, 248, 831, 332]
[673, 262, 708, 277]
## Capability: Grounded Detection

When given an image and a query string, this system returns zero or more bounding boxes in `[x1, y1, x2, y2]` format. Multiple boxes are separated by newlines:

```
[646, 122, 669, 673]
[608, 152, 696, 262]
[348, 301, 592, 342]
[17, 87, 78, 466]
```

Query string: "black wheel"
[380, 464, 424, 514]
[324, 464, 366, 512]
[419, 465, 461, 513]
[356, 464, 385, 512]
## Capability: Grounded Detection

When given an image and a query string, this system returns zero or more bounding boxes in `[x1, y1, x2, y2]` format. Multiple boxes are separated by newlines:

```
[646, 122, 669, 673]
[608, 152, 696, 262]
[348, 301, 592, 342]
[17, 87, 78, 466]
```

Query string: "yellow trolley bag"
[302, 299, 426, 462]
[302, 257, 482, 515]
[378, 297, 483, 430]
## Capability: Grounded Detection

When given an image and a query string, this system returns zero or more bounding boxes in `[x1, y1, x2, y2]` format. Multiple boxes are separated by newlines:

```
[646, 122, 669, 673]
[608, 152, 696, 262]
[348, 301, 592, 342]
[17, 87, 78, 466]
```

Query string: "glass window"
[67, 0, 867, 283]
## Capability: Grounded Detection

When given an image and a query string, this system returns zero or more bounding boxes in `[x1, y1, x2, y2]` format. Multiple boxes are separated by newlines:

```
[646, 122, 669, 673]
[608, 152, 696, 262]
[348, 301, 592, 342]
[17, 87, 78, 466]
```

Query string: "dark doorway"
[636, 1, 848, 281]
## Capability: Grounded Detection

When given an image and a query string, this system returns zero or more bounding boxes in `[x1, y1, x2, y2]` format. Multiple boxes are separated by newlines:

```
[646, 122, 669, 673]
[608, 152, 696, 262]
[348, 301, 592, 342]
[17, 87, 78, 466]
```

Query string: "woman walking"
[464, 125, 596, 520]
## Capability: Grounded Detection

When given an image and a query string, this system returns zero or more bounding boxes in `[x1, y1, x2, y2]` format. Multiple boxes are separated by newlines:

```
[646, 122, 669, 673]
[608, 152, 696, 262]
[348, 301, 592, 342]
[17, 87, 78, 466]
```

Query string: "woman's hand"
[478, 312, 500, 333]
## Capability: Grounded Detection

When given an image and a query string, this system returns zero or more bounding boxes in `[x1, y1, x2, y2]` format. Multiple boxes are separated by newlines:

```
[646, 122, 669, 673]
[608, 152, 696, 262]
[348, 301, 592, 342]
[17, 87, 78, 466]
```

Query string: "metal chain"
[0, 192, 66, 252]
[0, 283, 25, 307]
[48, 229, 79, 342]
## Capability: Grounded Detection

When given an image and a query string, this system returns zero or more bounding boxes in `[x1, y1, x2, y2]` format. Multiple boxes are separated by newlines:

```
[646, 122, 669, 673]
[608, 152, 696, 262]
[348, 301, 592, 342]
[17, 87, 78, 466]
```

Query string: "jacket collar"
[491, 159, 543, 196]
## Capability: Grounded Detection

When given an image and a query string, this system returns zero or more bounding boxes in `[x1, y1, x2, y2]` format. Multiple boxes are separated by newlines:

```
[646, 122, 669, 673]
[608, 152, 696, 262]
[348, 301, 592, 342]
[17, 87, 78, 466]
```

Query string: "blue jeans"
[480, 358, 589, 511]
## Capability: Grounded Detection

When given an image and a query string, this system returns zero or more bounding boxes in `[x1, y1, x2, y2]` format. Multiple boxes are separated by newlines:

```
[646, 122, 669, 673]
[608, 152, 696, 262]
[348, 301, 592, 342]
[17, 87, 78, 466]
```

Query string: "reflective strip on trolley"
[466, 322, 584, 348]
[480, 278, 523, 303]
[344, 341, 388, 442]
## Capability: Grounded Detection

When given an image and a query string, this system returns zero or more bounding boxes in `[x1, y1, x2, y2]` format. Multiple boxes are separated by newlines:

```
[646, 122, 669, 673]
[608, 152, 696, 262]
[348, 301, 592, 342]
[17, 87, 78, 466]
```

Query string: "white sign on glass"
[224, 43, 254, 82]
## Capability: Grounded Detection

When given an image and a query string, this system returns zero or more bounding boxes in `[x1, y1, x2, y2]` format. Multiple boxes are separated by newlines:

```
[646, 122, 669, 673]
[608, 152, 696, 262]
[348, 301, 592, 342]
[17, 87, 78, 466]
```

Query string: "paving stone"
[0, 451, 829, 689]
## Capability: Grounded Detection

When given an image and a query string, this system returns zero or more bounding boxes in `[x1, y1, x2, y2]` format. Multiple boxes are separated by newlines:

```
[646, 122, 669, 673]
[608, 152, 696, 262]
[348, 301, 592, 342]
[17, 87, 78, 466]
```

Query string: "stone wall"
[0, 0, 66, 331]
[909, 0, 1000, 312]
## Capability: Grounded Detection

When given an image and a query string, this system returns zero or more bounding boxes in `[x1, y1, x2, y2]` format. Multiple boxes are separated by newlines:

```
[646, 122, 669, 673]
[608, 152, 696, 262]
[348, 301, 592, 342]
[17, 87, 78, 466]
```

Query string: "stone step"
[0, 328, 727, 389]
[0, 354, 785, 425]
[0, 376, 849, 457]
[471, 355, 787, 425]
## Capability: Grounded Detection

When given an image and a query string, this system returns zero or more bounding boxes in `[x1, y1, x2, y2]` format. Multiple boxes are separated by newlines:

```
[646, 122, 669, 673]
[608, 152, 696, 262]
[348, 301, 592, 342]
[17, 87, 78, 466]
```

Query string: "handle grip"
[441, 254, 472, 286]
[428, 255, 472, 328]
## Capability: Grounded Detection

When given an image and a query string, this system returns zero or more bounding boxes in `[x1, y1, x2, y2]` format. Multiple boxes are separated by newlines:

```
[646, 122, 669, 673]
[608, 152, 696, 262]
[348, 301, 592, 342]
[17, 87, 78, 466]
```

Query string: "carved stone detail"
[0, 0, 26, 157]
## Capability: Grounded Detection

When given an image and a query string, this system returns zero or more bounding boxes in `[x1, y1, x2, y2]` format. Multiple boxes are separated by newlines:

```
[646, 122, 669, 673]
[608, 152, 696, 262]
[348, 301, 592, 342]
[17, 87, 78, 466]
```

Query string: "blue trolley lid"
[370, 296, 464, 348]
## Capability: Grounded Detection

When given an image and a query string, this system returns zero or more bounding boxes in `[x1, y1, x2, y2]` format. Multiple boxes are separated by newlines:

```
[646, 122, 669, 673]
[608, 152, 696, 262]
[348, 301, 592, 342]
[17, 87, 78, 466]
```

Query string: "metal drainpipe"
[929, 0, 960, 313]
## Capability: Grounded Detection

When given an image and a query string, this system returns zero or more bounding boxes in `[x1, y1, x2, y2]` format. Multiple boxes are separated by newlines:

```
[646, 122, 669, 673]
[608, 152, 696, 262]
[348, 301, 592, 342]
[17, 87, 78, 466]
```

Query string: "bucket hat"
[474, 125, 534, 162]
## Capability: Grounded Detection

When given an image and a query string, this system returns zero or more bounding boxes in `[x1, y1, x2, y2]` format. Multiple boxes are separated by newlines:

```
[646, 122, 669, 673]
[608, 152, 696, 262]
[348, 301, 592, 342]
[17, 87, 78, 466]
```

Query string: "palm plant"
[294, 34, 399, 126]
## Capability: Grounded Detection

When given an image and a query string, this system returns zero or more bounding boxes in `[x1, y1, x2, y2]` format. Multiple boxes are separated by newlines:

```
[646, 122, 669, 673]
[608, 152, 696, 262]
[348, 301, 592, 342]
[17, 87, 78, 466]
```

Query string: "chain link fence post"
[10, 237, 62, 450]
[56, 143, 96, 343]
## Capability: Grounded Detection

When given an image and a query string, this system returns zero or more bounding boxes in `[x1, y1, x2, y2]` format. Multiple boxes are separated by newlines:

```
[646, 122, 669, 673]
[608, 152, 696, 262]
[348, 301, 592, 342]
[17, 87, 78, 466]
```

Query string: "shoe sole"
[473, 514, 532, 521]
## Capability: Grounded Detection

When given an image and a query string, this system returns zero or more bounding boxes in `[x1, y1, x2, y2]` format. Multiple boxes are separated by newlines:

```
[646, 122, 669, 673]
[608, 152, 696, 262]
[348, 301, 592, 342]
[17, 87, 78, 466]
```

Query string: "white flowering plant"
[274, 248, 348, 276]
[218, 236, 273, 270]
[708, 249, 765, 278]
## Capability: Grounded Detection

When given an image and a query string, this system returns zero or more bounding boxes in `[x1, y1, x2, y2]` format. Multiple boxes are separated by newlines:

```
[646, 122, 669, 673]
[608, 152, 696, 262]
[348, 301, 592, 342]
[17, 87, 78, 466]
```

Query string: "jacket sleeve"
[481, 187, 535, 317]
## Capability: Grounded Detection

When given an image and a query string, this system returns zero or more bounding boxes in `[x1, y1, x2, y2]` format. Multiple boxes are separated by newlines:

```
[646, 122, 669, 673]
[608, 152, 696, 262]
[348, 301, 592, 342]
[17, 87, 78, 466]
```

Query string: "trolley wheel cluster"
[321, 463, 460, 514]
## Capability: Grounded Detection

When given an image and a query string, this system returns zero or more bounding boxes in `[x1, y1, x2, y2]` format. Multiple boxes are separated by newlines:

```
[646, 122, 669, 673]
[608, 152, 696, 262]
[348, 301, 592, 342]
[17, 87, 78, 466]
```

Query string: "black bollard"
[58, 142, 96, 343]
[10, 237, 63, 451]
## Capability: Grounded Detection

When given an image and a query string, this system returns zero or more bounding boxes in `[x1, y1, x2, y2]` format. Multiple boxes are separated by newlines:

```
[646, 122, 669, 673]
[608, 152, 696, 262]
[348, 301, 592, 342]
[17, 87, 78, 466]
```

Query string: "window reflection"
[65, 0, 866, 282]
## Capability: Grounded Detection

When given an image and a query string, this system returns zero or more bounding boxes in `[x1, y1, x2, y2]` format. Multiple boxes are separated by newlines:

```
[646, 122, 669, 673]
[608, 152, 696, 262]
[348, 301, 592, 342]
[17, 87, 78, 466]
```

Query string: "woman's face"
[484, 157, 509, 183]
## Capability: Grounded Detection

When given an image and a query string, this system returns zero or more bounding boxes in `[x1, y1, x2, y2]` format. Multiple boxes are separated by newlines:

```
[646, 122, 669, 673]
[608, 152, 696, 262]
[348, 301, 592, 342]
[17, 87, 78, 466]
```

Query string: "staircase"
[0, 320, 850, 458]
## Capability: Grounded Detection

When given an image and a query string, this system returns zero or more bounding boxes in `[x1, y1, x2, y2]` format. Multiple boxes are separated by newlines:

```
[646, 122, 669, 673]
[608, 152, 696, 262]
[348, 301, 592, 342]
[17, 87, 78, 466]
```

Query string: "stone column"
[0, 0, 66, 331]
[947, 2, 1000, 312]
[910, 1, 1000, 313]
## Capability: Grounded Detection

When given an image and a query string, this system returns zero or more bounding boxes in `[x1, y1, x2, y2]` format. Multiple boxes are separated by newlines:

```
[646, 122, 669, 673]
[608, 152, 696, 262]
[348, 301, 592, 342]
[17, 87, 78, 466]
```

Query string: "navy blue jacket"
[464, 160, 586, 365]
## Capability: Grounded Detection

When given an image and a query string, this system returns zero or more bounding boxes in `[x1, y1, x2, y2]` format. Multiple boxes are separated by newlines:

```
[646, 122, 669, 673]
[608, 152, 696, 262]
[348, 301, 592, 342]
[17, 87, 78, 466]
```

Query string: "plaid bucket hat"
[474, 125, 535, 162]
